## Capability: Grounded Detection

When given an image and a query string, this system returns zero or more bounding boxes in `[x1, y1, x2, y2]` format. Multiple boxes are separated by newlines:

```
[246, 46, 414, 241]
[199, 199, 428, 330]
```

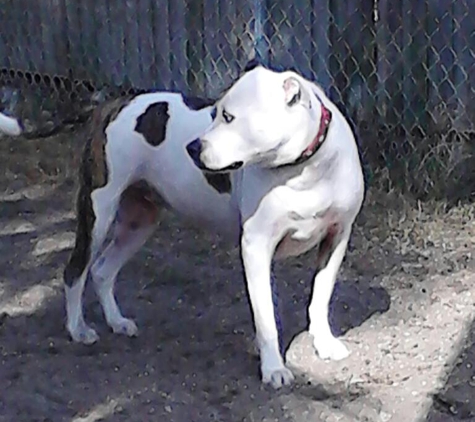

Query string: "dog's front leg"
[309, 228, 351, 360]
[241, 224, 294, 389]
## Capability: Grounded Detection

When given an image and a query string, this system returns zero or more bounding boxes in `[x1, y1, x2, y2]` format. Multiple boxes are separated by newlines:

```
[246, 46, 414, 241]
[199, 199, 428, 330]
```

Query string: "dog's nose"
[186, 139, 203, 167]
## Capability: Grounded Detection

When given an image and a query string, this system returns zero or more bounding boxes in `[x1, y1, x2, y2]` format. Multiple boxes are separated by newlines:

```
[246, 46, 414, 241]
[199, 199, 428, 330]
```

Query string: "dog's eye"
[210, 107, 217, 120]
[222, 109, 235, 124]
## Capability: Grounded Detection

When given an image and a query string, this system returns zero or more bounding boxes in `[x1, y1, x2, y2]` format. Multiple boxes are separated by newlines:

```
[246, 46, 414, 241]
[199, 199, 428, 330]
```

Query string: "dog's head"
[186, 65, 324, 172]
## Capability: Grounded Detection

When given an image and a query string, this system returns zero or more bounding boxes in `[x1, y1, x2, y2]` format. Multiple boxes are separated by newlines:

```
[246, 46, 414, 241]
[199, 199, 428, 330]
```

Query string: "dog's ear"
[244, 57, 262, 73]
[283, 77, 302, 107]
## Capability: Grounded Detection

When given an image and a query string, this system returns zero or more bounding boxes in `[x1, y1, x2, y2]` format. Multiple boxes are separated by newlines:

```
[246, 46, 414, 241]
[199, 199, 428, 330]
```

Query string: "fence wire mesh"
[0, 0, 473, 201]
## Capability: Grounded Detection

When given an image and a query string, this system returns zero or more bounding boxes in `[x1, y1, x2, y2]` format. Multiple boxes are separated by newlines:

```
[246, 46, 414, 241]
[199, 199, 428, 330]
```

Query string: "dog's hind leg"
[63, 181, 123, 344]
[90, 182, 159, 336]
[63, 96, 138, 344]
[308, 225, 351, 361]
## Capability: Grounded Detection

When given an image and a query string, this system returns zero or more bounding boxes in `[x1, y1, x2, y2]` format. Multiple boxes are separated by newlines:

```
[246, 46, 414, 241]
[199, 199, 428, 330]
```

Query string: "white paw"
[262, 365, 295, 389]
[110, 318, 138, 337]
[313, 336, 350, 361]
[70, 325, 100, 345]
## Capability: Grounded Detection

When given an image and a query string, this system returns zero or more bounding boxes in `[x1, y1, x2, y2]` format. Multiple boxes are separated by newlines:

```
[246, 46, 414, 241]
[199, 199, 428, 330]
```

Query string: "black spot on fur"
[204, 173, 232, 194]
[182, 95, 215, 110]
[135, 102, 170, 147]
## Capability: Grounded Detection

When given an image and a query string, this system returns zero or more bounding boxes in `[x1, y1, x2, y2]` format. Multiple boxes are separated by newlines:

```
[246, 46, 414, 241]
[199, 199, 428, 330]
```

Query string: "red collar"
[277, 98, 332, 168]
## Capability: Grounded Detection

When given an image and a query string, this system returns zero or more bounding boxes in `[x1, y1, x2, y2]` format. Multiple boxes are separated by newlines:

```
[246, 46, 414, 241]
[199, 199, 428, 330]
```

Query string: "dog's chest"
[274, 209, 341, 259]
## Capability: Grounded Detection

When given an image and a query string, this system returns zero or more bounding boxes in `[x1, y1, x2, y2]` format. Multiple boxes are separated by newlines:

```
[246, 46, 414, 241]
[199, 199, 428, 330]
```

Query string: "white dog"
[0, 111, 22, 136]
[64, 63, 365, 388]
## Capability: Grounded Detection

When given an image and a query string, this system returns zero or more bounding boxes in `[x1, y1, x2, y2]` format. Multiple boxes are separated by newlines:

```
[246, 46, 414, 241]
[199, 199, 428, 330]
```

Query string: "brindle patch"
[117, 180, 167, 231]
[135, 102, 169, 147]
[89, 95, 136, 188]
[63, 95, 135, 286]
[121, 180, 167, 211]
[203, 173, 232, 194]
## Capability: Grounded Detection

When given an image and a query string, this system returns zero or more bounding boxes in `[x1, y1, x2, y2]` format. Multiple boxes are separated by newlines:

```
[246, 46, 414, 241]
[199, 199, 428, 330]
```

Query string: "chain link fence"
[0, 0, 473, 201]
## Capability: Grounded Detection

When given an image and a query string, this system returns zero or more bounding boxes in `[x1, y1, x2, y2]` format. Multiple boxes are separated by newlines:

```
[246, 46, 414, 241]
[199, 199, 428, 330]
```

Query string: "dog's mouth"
[202, 161, 244, 173]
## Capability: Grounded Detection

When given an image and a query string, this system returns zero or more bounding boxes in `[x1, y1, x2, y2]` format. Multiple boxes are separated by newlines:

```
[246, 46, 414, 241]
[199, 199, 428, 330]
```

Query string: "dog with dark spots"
[64, 65, 365, 389]
[64, 92, 239, 345]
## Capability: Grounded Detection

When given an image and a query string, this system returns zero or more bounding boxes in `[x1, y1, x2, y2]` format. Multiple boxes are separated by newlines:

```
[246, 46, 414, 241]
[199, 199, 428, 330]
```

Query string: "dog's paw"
[313, 336, 350, 361]
[262, 365, 295, 389]
[110, 318, 138, 337]
[70, 325, 100, 345]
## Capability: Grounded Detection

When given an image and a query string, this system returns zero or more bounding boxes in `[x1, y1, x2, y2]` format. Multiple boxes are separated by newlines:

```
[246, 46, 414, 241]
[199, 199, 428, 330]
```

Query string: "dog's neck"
[276, 94, 332, 169]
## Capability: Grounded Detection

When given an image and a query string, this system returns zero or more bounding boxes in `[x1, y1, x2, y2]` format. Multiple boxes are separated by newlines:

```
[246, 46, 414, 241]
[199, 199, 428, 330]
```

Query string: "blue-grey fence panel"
[427, 0, 455, 112]
[452, 0, 474, 130]
[151, 1, 172, 90]
[52, 0, 70, 77]
[234, 0, 256, 69]
[267, 0, 314, 80]
[108, 0, 128, 86]
[6, 0, 27, 71]
[38, 1, 57, 75]
[136, 0, 156, 89]
[328, 1, 350, 106]
[95, 1, 114, 85]
[185, 0, 203, 95]
[168, 0, 188, 91]
[203, 0, 222, 95]
[20, 0, 39, 72]
[267, 0, 292, 71]
[201, 0, 243, 97]
[219, 1, 241, 93]
[124, 0, 143, 88]
[0, 5, 6, 70]
[326, 0, 376, 131]
[0, 1, 12, 70]
[375, 0, 404, 128]
[401, 0, 428, 132]
[77, 0, 98, 80]
[311, 0, 332, 91]
[250, 0, 269, 63]
[64, 0, 84, 79]
[290, 0, 314, 81]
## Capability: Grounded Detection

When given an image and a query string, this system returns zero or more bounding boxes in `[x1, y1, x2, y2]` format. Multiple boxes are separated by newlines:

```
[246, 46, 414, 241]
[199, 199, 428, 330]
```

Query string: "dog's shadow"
[328, 278, 391, 336]
[277, 270, 391, 347]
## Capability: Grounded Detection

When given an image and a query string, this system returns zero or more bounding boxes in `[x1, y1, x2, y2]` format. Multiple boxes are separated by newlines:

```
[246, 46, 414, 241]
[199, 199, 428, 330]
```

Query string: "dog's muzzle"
[186, 139, 244, 173]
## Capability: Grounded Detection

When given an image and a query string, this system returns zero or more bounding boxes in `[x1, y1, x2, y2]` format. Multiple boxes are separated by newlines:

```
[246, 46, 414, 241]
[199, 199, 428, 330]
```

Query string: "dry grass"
[362, 125, 474, 203]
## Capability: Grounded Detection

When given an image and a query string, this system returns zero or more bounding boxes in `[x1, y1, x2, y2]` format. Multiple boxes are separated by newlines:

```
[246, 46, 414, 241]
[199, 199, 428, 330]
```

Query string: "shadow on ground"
[426, 319, 475, 422]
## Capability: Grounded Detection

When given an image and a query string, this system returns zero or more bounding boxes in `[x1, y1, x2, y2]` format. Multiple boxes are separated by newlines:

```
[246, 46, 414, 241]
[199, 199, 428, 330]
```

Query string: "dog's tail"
[0, 111, 22, 136]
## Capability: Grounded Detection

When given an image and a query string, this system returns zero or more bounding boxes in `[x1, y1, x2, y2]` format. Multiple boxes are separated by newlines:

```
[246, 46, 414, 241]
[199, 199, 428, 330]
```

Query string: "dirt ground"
[0, 127, 474, 422]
